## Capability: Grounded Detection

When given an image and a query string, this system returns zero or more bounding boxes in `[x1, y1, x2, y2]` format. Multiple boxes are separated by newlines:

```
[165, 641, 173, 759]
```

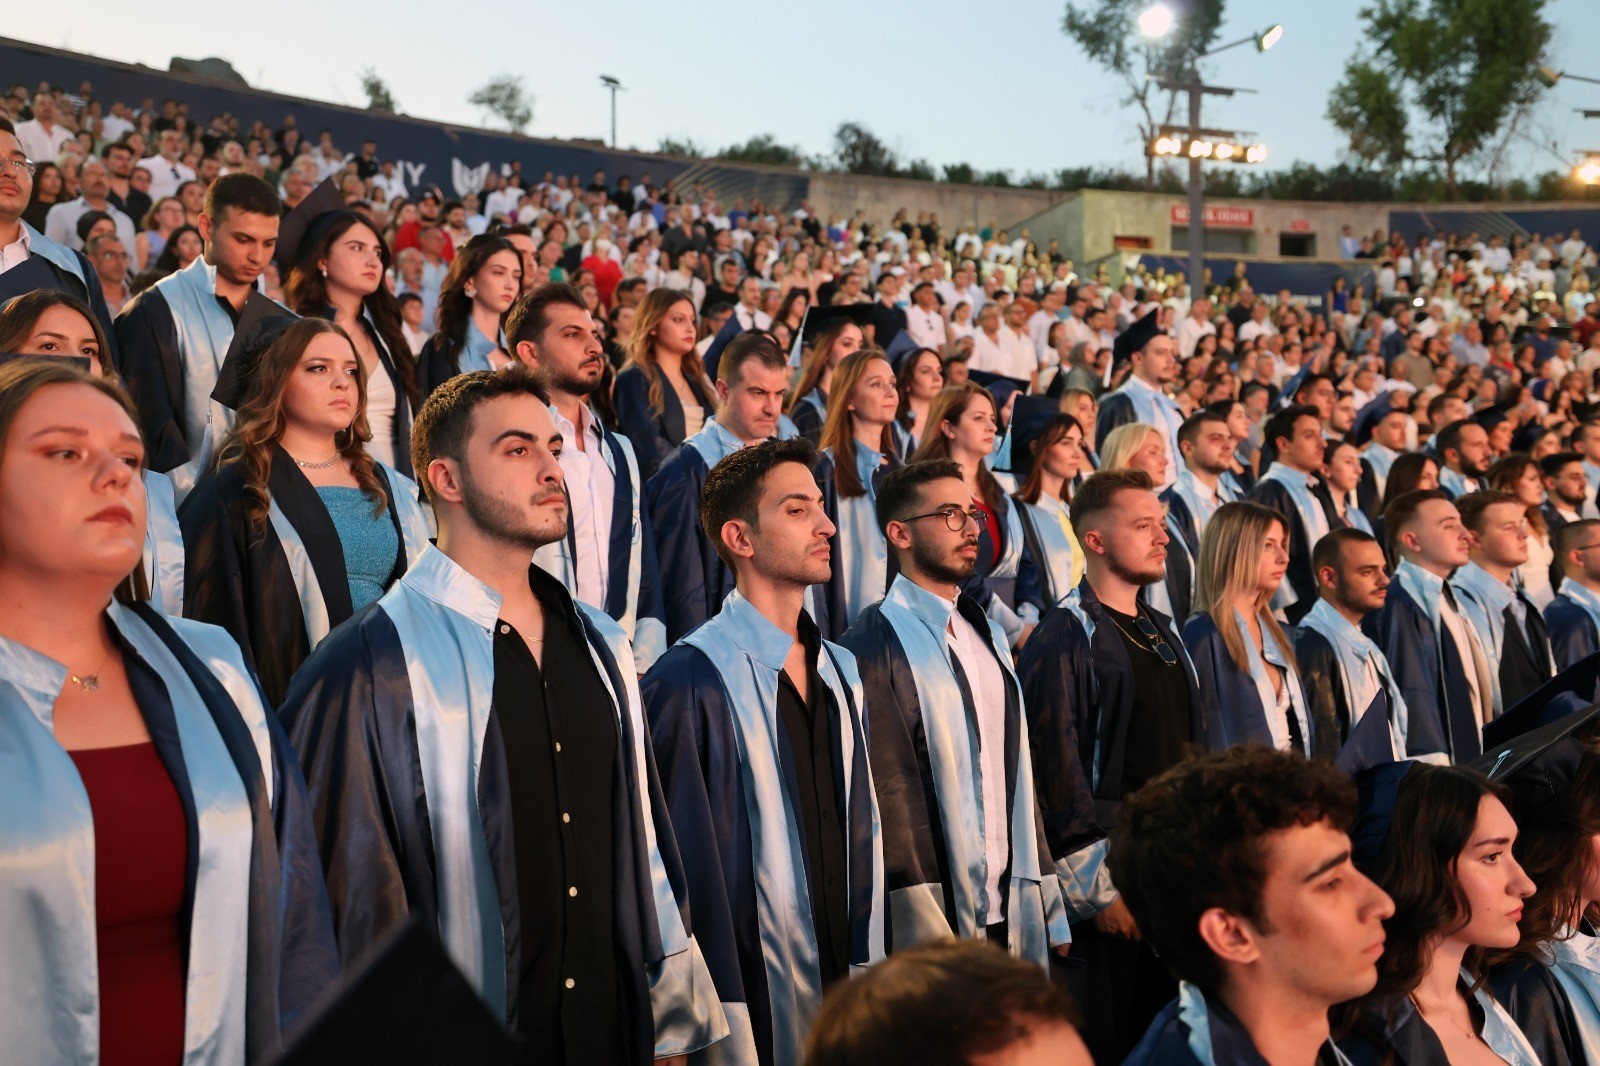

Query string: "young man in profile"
[1114, 746, 1394, 1065]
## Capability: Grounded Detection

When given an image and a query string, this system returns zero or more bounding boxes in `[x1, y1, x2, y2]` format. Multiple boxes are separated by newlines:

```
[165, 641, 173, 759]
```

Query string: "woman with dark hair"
[179, 316, 431, 706]
[1337, 763, 1540, 1063]
[0, 290, 186, 616]
[148, 223, 201, 278]
[416, 233, 521, 396]
[0, 358, 337, 1063]
[774, 286, 809, 337]
[1381, 451, 1441, 510]
[75, 209, 115, 250]
[1012, 412, 1086, 606]
[136, 196, 185, 272]
[1488, 734, 1600, 1065]
[789, 315, 867, 444]
[816, 349, 902, 636]
[286, 211, 419, 475]
[889, 346, 944, 459]
[614, 286, 716, 479]
[1320, 438, 1375, 534]
[21, 160, 62, 231]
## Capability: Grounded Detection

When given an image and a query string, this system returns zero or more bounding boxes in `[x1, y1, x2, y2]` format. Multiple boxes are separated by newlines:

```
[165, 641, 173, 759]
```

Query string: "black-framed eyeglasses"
[902, 506, 989, 532]
[1132, 611, 1181, 666]
[3, 158, 37, 178]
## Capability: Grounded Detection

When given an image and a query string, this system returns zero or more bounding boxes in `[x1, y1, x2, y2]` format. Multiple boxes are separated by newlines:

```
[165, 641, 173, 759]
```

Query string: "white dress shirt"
[1175, 315, 1216, 358]
[945, 605, 1010, 926]
[14, 120, 73, 166]
[970, 327, 1035, 382]
[136, 156, 197, 201]
[44, 197, 137, 252]
[552, 402, 616, 611]
[905, 306, 947, 351]
[733, 305, 772, 332]
[0, 226, 31, 273]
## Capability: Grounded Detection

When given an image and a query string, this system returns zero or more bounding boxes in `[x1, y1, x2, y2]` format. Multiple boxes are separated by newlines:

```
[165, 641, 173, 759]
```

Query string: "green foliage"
[468, 75, 534, 134]
[943, 162, 977, 184]
[656, 136, 704, 158]
[833, 121, 900, 176]
[359, 68, 397, 113]
[1327, 0, 1551, 194]
[719, 133, 809, 169]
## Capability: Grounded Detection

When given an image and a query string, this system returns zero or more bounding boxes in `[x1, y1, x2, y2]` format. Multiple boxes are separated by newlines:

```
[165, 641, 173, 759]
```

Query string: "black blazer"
[613, 364, 716, 481]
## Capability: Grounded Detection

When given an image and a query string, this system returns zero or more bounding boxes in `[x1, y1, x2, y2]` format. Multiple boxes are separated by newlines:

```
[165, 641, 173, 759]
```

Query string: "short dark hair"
[875, 459, 964, 534]
[410, 366, 550, 505]
[1263, 404, 1319, 453]
[1069, 468, 1155, 531]
[0, 117, 12, 136]
[1177, 409, 1227, 453]
[1435, 418, 1475, 459]
[700, 436, 818, 569]
[717, 330, 787, 385]
[1109, 746, 1357, 992]
[1540, 451, 1583, 479]
[1425, 393, 1456, 423]
[505, 282, 587, 348]
[204, 173, 281, 224]
[1240, 381, 1272, 406]
[1555, 518, 1600, 571]
[1381, 488, 1453, 558]
[396, 292, 422, 308]
[803, 940, 1080, 1066]
[1312, 526, 1378, 577]
[1454, 489, 1519, 534]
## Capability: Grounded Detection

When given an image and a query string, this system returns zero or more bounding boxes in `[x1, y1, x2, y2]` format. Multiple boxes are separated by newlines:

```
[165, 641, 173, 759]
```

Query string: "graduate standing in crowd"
[1101, 420, 1194, 625]
[0, 359, 337, 1064]
[840, 460, 1071, 965]
[1354, 392, 1409, 507]
[1095, 310, 1183, 489]
[1248, 404, 1334, 624]
[1009, 403, 1086, 607]
[179, 304, 431, 706]
[116, 173, 281, 496]
[614, 288, 717, 480]
[280, 367, 726, 1065]
[1163, 408, 1243, 547]
[417, 234, 521, 396]
[1546, 518, 1600, 667]
[519, 283, 668, 672]
[787, 305, 869, 445]
[643, 438, 885, 1066]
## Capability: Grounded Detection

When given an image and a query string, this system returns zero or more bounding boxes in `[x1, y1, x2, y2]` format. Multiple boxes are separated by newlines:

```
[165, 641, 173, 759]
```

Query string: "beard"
[460, 463, 567, 552]
[1107, 551, 1166, 587]
[550, 360, 603, 398]
[911, 535, 977, 587]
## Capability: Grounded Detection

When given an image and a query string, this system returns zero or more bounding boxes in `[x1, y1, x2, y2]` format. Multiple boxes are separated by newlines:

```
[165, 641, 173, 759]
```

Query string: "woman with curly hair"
[178, 314, 431, 705]
[416, 233, 521, 397]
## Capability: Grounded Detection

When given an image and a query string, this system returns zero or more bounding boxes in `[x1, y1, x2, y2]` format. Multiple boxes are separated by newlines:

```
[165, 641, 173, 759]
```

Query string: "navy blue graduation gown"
[1128, 985, 1352, 1066]
[646, 442, 730, 643]
[1489, 958, 1589, 1066]
[1547, 593, 1600, 672]
[1182, 612, 1329, 756]
[1245, 478, 1328, 625]
[1295, 625, 1364, 747]
[815, 449, 898, 641]
[614, 364, 716, 481]
[1362, 582, 1474, 762]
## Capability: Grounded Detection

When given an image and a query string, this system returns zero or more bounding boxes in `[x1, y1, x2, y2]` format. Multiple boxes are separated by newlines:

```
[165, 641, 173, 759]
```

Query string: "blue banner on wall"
[1134, 254, 1373, 307]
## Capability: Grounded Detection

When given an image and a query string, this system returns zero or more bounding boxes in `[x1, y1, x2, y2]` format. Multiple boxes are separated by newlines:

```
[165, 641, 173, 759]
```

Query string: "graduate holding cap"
[1094, 310, 1183, 489]
[786, 303, 870, 445]
[178, 295, 432, 706]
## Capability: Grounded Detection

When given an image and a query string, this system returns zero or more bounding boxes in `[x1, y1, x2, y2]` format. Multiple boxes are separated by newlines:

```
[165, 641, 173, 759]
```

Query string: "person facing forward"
[279, 366, 726, 1065]
[642, 437, 886, 1066]
[1115, 746, 1394, 1065]
[0, 358, 336, 1064]
[839, 460, 1071, 964]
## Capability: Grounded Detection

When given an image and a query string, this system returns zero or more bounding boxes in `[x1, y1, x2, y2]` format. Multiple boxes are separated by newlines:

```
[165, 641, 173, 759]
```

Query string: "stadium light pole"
[1143, 9, 1282, 300]
[600, 75, 623, 148]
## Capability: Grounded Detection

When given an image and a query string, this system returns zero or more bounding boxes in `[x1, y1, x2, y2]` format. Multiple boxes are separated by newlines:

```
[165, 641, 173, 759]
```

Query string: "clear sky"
[9, 0, 1600, 179]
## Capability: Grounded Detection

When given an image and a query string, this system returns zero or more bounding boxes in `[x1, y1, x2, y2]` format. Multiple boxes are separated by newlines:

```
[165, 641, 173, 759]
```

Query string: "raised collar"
[399, 543, 503, 633]
[713, 588, 799, 672]
[885, 572, 958, 631]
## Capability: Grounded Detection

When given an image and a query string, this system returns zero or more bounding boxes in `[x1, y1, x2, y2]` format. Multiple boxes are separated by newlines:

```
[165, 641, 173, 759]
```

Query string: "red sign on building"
[1170, 204, 1255, 228]
[1289, 218, 1311, 232]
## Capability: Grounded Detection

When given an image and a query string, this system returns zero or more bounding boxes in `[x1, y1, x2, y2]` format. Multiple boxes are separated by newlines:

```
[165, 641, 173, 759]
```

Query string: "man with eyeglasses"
[1450, 490, 1555, 717]
[839, 460, 1071, 966]
[1013, 468, 1201, 1064]
[0, 117, 117, 349]
[1546, 518, 1600, 668]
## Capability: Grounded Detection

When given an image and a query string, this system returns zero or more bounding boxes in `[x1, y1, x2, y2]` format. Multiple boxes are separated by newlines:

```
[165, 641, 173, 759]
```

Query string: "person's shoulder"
[1180, 610, 1223, 644]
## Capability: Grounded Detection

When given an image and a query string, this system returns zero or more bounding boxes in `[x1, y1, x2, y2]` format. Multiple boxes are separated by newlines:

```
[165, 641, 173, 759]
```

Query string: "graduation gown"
[1489, 951, 1593, 1066]
[8, 222, 117, 361]
[1152, 487, 1200, 627]
[816, 444, 898, 640]
[1127, 983, 1355, 1066]
[614, 364, 717, 481]
[1093, 375, 1183, 487]
[0, 599, 338, 1064]
[1547, 584, 1600, 671]
[789, 388, 826, 445]
[417, 320, 504, 399]
[142, 468, 186, 615]
[309, 304, 414, 477]
[1182, 610, 1326, 756]
[277, 546, 727, 1062]
[1450, 562, 1555, 716]
[837, 577, 1070, 964]
[968, 492, 1044, 645]
[1246, 468, 1332, 625]
[1362, 563, 1479, 762]
[1294, 599, 1408, 757]
[534, 411, 668, 671]
[1338, 971, 1543, 1065]
[642, 590, 886, 1066]
[115, 257, 256, 498]
[1014, 494, 1082, 608]
[178, 448, 432, 707]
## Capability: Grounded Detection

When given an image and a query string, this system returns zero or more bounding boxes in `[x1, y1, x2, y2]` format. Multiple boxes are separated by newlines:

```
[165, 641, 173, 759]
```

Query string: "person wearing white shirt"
[13, 94, 74, 166]
[98, 103, 135, 145]
[970, 304, 1032, 384]
[732, 275, 772, 332]
[43, 157, 137, 252]
[1237, 303, 1276, 344]
[1175, 298, 1216, 357]
[484, 180, 522, 223]
[905, 281, 948, 351]
[1027, 286, 1067, 362]
[136, 130, 196, 201]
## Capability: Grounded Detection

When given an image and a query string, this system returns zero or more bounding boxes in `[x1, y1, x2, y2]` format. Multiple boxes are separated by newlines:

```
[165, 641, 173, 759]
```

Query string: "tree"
[719, 133, 809, 168]
[833, 122, 899, 176]
[1061, 0, 1225, 188]
[656, 136, 705, 158]
[468, 75, 534, 134]
[1327, 0, 1551, 197]
[359, 68, 398, 113]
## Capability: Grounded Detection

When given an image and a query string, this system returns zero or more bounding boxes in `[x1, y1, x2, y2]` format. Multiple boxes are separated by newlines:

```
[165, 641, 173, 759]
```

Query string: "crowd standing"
[4, 77, 1600, 1065]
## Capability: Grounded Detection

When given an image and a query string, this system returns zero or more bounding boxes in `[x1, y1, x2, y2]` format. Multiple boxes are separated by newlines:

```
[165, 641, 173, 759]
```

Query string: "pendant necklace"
[68, 650, 112, 691]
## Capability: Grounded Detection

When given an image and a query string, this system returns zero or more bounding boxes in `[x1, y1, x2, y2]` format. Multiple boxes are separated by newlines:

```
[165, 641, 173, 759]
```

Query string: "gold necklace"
[68, 649, 112, 691]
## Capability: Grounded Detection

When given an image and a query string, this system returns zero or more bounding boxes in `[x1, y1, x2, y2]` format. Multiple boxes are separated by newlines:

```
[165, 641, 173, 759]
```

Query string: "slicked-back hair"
[1263, 403, 1319, 454]
[700, 436, 818, 569]
[1454, 489, 1519, 535]
[410, 365, 550, 505]
[1435, 418, 1475, 461]
[203, 173, 281, 224]
[506, 281, 588, 348]
[875, 458, 964, 535]
[1109, 745, 1357, 993]
[1069, 468, 1155, 532]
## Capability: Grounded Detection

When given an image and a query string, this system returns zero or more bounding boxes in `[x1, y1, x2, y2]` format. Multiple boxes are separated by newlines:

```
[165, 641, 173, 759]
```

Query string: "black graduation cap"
[1335, 693, 1396, 775]
[1110, 308, 1161, 371]
[1351, 393, 1398, 448]
[1471, 403, 1510, 433]
[1349, 760, 1416, 870]
[1482, 653, 1600, 751]
[1473, 701, 1600, 824]
[277, 917, 518, 1065]
[1003, 395, 1066, 479]
[1511, 419, 1549, 453]
[0, 256, 63, 307]
[798, 302, 873, 348]
[210, 291, 299, 410]
[273, 176, 348, 269]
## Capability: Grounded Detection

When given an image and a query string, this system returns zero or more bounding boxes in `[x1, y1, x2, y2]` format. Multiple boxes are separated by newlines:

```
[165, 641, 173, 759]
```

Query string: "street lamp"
[1577, 155, 1600, 186]
[599, 75, 623, 148]
[1142, 5, 1282, 298]
[1537, 66, 1600, 89]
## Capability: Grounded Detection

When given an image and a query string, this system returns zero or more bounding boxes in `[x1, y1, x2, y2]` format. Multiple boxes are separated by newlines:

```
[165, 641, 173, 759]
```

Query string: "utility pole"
[600, 75, 623, 148]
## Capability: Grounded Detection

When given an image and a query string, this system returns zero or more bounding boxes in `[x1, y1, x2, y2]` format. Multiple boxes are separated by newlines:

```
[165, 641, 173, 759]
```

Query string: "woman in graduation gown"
[889, 346, 944, 460]
[613, 287, 717, 480]
[1336, 763, 1543, 1064]
[179, 311, 431, 707]
[1182, 502, 1327, 756]
[0, 290, 186, 616]
[816, 348, 902, 638]
[286, 209, 420, 476]
[1318, 438, 1376, 534]
[1011, 410, 1087, 608]
[787, 313, 866, 445]
[416, 234, 522, 397]
[911, 382, 1042, 647]
[0, 358, 337, 1064]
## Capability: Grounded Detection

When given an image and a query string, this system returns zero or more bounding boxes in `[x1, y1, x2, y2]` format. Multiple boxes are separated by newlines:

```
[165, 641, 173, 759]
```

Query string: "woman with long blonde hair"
[788, 311, 866, 444]
[1181, 501, 1321, 755]
[179, 314, 431, 705]
[816, 348, 902, 635]
[613, 286, 716, 478]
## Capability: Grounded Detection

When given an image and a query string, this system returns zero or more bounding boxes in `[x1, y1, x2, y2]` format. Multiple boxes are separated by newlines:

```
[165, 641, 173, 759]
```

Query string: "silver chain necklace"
[294, 453, 343, 470]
